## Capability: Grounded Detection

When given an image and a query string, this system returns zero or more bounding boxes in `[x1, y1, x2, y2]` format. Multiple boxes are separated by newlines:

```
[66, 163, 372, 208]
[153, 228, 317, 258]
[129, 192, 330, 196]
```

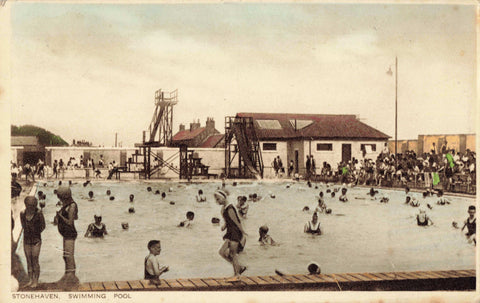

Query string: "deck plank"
[346, 273, 371, 282]
[359, 273, 383, 281]
[127, 280, 144, 290]
[139, 279, 158, 290]
[77, 283, 92, 291]
[270, 275, 293, 284]
[450, 270, 474, 277]
[248, 276, 270, 285]
[281, 275, 304, 283]
[115, 281, 131, 290]
[303, 274, 328, 283]
[239, 277, 261, 286]
[457, 269, 476, 277]
[102, 281, 118, 291]
[373, 272, 395, 281]
[330, 274, 351, 282]
[189, 278, 209, 288]
[317, 274, 337, 282]
[417, 271, 445, 279]
[164, 279, 183, 289]
[177, 279, 196, 288]
[90, 282, 105, 291]
[201, 278, 222, 287]
[257, 275, 280, 284]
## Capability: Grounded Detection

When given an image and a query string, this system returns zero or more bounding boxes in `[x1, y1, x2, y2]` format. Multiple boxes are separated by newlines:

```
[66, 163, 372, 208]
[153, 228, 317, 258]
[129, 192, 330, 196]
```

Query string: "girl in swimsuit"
[20, 196, 46, 288]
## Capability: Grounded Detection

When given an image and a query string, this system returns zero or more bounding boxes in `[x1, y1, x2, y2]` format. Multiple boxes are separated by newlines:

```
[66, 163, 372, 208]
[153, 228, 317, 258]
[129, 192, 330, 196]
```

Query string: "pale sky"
[9, 3, 476, 147]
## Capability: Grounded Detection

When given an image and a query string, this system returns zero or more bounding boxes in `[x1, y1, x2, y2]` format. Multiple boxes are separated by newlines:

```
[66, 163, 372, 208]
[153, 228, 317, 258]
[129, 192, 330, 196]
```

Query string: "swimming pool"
[18, 180, 475, 283]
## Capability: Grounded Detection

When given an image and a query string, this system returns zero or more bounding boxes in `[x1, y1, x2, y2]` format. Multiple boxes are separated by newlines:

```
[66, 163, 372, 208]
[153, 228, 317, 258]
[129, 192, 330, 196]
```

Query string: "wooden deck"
[26, 269, 476, 291]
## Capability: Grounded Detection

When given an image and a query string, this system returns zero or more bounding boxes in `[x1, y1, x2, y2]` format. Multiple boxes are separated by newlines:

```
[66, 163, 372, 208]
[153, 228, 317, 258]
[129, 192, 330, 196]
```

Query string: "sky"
[8, 3, 476, 147]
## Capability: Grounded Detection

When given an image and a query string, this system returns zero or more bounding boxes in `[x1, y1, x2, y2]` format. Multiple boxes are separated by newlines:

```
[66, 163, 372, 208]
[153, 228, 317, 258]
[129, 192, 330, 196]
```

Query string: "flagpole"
[394, 56, 398, 172]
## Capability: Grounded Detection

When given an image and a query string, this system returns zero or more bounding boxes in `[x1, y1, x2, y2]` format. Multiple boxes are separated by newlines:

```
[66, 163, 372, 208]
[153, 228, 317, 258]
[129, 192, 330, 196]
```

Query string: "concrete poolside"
[19, 269, 475, 291]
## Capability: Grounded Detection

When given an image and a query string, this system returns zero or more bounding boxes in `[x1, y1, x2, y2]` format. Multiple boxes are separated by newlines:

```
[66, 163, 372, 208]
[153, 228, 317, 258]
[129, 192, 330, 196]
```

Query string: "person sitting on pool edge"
[258, 225, 276, 246]
[144, 240, 169, 285]
[416, 208, 433, 226]
[196, 190, 206, 202]
[461, 205, 476, 245]
[178, 211, 194, 227]
[304, 212, 322, 235]
[84, 214, 108, 238]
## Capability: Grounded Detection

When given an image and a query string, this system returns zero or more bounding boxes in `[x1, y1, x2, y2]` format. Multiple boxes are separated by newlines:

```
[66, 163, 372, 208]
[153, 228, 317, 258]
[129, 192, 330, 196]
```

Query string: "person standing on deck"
[310, 156, 316, 180]
[306, 156, 311, 180]
[272, 157, 279, 177]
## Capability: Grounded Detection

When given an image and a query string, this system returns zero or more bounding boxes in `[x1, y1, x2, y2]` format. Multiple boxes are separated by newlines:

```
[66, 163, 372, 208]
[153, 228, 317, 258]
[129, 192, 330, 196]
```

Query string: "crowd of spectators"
[317, 147, 476, 194]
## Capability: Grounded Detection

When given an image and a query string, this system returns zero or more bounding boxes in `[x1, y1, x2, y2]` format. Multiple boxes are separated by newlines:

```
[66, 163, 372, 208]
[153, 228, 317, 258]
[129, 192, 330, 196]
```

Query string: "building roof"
[236, 113, 390, 140]
[199, 134, 224, 148]
[11, 136, 39, 146]
[172, 127, 206, 142]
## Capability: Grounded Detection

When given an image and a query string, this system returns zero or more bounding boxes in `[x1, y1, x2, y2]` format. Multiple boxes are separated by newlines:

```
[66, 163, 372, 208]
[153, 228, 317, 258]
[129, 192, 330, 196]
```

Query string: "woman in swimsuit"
[84, 215, 108, 238]
[214, 189, 247, 276]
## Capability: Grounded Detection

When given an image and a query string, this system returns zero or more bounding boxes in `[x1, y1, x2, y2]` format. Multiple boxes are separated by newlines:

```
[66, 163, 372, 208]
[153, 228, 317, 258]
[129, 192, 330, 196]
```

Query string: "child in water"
[20, 196, 46, 288]
[144, 240, 169, 284]
[339, 188, 348, 202]
[258, 225, 276, 245]
[461, 205, 476, 245]
[436, 190, 450, 205]
[84, 214, 108, 238]
[315, 198, 327, 214]
[237, 196, 249, 218]
[196, 190, 206, 202]
[178, 211, 194, 227]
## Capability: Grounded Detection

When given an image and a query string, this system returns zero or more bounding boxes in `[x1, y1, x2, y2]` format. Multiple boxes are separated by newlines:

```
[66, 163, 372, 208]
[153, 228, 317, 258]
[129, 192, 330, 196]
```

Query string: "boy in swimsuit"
[84, 215, 108, 238]
[461, 205, 476, 245]
[178, 211, 194, 227]
[436, 190, 450, 205]
[144, 240, 169, 284]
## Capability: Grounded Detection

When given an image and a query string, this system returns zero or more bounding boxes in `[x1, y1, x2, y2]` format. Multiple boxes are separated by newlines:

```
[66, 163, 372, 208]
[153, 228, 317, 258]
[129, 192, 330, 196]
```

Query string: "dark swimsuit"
[466, 218, 476, 236]
[58, 202, 78, 240]
[89, 223, 106, 237]
[417, 216, 428, 226]
[144, 257, 158, 280]
[222, 204, 244, 252]
[20, 210, 45, 245]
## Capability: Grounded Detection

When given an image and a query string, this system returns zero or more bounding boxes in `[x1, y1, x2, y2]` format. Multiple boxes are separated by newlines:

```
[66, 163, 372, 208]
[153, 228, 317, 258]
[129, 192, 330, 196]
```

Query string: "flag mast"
[394, 56, 398, 171]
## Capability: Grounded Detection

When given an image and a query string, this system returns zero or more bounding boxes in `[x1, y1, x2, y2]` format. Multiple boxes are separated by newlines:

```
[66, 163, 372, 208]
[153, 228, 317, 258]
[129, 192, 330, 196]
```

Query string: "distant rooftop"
[11, 136, 39, 146]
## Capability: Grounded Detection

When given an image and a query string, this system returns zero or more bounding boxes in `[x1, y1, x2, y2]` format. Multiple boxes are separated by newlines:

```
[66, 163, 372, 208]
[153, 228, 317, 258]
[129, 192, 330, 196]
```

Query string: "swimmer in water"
[368, 188, 379, 200]
[236, 196, 249, 219]
[307, 262, 321, 275]
[339, 188, 348, 202]
[161, 192, 166, 199]
[314, 198, 327, 214]
[84, 215, 108, 238]
[258, 225, 276, 245]
[436, 190, 450, 205]
[416, 209, 433, 226]
[144, 240, 169, 284]
[106, 190, 111, 196]
[196, 190, 206, 202]
[129, 194, 134, 202]
[380, 192, 389, 203]
[304, 212, 322, 235]
[88, 191, 94, 201]
[178, 211, 194, 227]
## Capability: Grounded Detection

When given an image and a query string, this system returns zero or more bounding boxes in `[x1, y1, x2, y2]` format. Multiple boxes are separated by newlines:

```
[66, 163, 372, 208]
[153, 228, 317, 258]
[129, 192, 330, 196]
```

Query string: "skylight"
[256, 120, 282, 129]
[289, 119, 313, 130]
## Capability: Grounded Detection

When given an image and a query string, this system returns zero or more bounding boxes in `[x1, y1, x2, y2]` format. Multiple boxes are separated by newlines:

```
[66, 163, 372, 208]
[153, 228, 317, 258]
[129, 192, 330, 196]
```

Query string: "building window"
[316, 143, 333, 151]
[361, 144, 377, 152]
[263, 143, 277, 151]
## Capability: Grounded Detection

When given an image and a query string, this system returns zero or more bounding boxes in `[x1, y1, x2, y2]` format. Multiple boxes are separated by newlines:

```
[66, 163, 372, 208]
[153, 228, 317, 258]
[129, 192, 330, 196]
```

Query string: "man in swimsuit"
[214, 190, 247, 277]
[304, 212, 322, 235]
[55, 186, 79, 287]
[461, 205, 476, 245]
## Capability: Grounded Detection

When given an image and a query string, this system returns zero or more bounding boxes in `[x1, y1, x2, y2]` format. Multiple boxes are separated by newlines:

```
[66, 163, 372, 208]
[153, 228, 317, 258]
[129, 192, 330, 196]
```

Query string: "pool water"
[19, 181, 475, 283]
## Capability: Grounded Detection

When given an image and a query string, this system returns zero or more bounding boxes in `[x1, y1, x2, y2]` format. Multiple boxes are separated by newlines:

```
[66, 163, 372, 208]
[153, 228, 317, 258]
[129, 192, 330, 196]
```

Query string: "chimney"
[179, 124, 185, 132]
[206, 117, 215, 131]
[190, 120, 201, 131]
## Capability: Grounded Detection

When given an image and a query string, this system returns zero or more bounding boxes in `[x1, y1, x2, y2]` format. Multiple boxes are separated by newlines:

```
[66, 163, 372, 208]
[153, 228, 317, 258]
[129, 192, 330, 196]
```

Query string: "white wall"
[304, 140, 386, 174]
[192, 148, 225, 176]
[259, 141, 287, 178]
[11, 147, 22, 164]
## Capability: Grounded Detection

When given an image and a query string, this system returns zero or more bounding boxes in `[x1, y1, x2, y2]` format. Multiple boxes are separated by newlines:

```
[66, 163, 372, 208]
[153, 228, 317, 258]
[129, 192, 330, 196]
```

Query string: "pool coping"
[19, 269, 476, 292]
